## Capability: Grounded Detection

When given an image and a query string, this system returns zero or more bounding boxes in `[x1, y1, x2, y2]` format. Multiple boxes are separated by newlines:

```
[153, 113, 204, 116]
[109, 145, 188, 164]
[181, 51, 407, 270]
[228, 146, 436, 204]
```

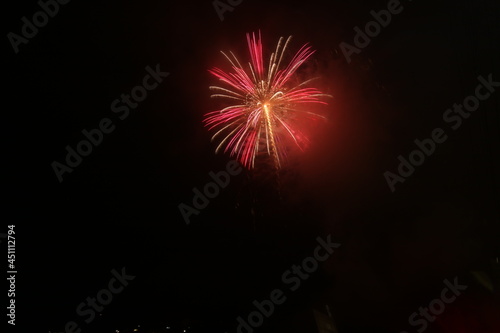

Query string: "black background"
[5, 0, 500, 332]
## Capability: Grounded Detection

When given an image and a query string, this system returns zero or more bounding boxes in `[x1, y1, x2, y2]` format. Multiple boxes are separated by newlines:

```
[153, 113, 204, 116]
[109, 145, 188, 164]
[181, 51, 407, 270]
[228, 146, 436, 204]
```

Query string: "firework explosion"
[204, 31, 330, 170]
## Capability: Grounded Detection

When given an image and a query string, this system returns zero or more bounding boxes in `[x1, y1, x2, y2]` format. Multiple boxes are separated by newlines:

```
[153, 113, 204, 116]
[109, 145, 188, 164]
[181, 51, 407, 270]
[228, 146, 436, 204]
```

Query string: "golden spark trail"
[263, 103, 280, 169]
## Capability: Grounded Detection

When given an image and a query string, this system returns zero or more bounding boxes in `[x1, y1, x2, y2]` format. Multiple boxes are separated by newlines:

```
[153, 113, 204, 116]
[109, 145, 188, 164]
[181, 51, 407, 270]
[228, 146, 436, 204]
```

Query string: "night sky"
[5, 0, 500, 332]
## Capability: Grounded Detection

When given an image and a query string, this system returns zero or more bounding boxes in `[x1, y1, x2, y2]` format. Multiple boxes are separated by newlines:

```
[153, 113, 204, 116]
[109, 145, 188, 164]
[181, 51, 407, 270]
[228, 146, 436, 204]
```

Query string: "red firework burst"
[204, 31, 330, 170]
